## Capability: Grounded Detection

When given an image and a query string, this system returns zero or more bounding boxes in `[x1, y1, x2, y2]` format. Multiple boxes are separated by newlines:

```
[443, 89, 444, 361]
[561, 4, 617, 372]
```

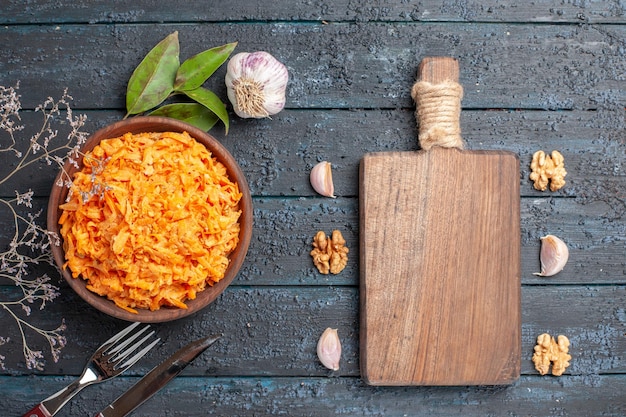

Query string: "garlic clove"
[533, 234, 569, 277]
[225, 51, 289, 119]
[317, 327, 341, 371]
[310, 161, 336, 198]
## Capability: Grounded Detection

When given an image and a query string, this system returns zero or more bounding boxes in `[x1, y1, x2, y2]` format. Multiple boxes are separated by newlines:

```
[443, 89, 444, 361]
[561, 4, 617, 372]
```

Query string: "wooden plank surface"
[1, 196, 624, 290]
[0, 108, 626, 201]
[0, 24, 625, 111]
[2, 0, 625, 24]
[1, 109, 623, 199]
[1, 285, 625, 376]
[0, 1, 624, 416]
[0, 196, 624, 289]
[2, 375, 626, 417]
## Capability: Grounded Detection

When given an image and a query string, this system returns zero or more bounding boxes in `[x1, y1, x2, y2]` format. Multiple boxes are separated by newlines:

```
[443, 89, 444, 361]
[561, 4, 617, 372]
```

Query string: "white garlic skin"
[225, 51, 288, 119]
[317, 327, 341, 371]
[310, 161, 336, 198]
[533, 234, 569, 277]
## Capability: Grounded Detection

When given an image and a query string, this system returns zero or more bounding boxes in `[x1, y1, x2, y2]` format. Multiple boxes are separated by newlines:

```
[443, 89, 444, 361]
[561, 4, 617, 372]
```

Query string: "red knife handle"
[23, 403, 52, 417]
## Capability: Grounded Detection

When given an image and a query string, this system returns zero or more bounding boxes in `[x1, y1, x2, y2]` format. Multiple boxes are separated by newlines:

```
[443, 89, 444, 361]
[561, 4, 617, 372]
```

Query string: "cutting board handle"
[411, 57, 464, 150]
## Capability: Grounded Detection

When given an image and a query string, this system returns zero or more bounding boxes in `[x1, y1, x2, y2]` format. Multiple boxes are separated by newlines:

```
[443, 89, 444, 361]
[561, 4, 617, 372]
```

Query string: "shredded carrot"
[59, 131, 242, 313]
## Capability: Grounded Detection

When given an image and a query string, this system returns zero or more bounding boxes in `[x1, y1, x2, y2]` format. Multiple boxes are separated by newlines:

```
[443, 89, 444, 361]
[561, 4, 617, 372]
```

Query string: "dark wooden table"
[1, 2, 625, 416]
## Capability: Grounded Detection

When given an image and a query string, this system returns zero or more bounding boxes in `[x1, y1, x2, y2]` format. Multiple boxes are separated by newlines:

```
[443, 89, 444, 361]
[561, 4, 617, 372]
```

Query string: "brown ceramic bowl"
[47, 116, 252, 323]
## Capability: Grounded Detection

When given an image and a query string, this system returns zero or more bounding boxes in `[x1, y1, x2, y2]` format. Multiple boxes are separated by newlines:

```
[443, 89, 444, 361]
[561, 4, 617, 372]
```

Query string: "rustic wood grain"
[0, 196, 623, 288]
[360, 151, 522, 385]
[1, 3, 624, 415]
[2, 375, 625, 417]
[360, 57, 521, 385]
[0, 109, 623, 200]
[1, 286, 625, 376]
[1, 0, 625, 24]
[0, 24, 624, 111]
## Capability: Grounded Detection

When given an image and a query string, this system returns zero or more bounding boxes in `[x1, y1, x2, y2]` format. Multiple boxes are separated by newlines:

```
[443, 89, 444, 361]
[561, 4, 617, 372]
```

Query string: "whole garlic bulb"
[317, 327, 341, 371]
[225, 51, 288, 119]
[533, 234, 569, 277]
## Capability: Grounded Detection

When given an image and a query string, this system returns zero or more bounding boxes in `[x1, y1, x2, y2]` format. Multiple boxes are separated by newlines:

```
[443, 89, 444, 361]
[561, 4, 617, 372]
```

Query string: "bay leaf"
[174, 42, 237, 91]
[149, 103, 219, 132]
[183, 87, 230, 134]
[126, 31, 180, 116]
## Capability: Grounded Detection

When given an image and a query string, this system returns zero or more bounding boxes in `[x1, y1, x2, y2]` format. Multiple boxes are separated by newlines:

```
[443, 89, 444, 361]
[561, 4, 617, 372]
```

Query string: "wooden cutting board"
[359, 57, 521, 386]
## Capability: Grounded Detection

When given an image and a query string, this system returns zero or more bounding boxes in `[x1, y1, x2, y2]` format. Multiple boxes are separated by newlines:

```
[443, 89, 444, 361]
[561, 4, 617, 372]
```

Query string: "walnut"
[532, 333, 571, 376]
[311, 231, 331, 274]
[551, 335, 572, 376]
[530, 150, 567, 191]
[310, 230, 349, 274]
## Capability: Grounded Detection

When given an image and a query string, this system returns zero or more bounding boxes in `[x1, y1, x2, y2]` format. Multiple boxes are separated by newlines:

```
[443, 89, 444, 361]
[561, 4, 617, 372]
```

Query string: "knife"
[95, 334, 221, 417]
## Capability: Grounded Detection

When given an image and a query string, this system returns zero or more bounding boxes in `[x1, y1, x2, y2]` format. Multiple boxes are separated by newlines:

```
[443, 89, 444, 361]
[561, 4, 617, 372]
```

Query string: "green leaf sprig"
[125, 31, 236, 133]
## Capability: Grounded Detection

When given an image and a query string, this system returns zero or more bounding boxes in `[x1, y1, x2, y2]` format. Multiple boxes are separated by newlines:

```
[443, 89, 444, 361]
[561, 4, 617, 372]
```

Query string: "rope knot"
[411, 80, 464, 151]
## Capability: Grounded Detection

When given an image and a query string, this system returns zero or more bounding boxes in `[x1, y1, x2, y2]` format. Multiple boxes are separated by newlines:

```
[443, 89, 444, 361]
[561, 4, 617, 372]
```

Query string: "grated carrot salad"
[58, 131, 242, 313]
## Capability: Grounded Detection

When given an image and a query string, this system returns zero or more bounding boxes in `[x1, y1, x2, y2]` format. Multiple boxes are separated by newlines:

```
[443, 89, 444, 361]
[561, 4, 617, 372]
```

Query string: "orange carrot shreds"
[58, 131, 242, 313]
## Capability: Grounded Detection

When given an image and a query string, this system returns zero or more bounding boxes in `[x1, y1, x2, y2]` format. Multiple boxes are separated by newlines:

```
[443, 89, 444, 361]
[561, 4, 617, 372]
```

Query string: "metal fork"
[23, 322, 160, 417]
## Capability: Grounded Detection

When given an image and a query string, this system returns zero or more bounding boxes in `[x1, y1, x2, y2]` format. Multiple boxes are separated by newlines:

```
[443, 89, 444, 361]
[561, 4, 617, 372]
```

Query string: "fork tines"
[100, 322, 161, 371]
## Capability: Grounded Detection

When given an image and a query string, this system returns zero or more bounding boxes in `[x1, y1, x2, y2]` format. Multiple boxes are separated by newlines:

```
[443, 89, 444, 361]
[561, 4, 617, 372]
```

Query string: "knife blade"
[95, 334, 221, 417]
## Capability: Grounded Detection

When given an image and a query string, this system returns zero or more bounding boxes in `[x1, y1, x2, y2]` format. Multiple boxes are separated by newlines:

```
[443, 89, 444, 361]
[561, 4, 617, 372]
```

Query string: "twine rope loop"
[411, 80, 464, 150]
